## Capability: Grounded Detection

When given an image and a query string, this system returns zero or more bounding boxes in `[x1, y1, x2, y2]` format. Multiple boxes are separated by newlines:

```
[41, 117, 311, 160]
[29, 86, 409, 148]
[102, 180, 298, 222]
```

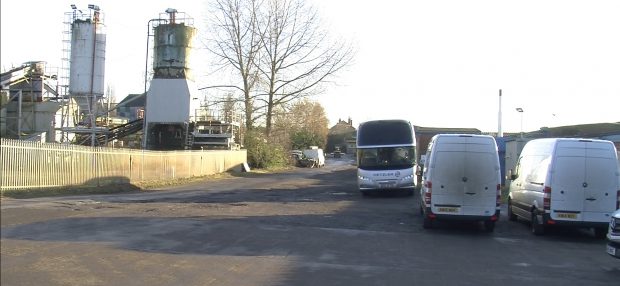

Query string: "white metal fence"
[0, 138, 247, 191]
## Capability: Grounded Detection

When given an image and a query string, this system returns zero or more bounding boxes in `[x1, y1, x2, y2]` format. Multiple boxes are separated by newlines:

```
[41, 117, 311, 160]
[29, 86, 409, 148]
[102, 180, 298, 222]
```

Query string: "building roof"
[328, 118, 356, 135]
[116, 93, 145, 108]
[414, 126, 481, 135]
[524, 122, 620, 138]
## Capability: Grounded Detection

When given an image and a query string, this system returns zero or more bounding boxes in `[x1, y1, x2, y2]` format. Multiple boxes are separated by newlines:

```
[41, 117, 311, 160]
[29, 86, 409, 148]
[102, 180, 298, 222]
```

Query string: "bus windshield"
[357, 146, 416, 170]
[357, 120, 414, 146]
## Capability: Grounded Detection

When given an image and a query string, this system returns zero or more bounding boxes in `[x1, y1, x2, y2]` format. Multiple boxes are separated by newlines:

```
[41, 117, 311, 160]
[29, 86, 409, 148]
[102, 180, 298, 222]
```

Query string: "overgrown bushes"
[244, 130, 289, 169]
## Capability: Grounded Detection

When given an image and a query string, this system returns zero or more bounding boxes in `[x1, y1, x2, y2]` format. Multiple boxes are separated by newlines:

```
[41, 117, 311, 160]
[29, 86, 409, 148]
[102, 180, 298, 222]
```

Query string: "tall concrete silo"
[68, 5, 106, 129]
[143, 9, 200, 150]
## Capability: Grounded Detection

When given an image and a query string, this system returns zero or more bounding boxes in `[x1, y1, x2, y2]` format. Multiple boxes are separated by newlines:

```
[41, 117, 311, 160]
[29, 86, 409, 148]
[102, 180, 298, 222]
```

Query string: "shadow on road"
[1, 176, 141, 199]
[2, 160, 617, 286]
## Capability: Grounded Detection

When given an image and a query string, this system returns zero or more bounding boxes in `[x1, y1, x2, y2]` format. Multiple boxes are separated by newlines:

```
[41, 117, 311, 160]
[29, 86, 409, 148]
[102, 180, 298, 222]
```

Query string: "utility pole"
[498, 89, 503, 137]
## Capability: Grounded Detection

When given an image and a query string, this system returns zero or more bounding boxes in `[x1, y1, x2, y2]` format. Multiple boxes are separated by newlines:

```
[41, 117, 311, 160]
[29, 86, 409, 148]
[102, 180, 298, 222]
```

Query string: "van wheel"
[423, 216, 433, 229]
[594, 227, 607, 239]
[484, 221, 495, 232]
[531, 212, 545, 235]
[507, 199, 517, 222]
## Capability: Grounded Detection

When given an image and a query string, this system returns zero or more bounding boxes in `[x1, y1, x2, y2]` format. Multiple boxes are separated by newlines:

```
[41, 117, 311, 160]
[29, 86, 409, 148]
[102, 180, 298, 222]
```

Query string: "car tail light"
[424, 191, 432, 204]
[424, 181, 432, 204]
[496, 184, 501, 207]
[543, 186, 551, 210]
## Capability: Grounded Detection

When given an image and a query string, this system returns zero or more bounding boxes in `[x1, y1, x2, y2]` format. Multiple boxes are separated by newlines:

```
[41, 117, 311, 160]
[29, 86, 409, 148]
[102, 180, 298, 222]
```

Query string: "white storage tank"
[69, 7, 105, 98]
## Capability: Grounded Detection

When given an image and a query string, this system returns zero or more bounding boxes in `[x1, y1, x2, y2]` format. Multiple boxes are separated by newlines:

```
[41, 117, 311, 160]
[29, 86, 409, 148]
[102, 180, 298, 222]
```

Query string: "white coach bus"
[356, 119, 417, 196]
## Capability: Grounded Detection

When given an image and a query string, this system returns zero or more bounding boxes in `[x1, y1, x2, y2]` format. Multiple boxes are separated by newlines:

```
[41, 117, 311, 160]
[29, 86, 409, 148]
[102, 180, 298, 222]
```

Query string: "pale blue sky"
[2, 0, 619, 132]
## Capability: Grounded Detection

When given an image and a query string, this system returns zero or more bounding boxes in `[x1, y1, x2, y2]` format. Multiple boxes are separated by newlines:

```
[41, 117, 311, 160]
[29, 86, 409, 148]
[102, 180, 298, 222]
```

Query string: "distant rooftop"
[524, 122, 620, 138]
[414, 126, 481, 135]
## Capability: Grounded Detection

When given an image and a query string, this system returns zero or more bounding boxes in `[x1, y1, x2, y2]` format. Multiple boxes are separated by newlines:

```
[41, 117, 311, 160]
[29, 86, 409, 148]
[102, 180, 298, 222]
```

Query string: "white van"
[419, 134, 501, 231]
[507, 138, 620, 236]
[303, 147, 325, 168]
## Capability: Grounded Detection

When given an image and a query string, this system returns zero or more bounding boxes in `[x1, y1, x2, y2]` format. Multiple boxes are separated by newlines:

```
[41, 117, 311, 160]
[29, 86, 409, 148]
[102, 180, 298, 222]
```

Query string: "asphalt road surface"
[2, 156, 619, 286]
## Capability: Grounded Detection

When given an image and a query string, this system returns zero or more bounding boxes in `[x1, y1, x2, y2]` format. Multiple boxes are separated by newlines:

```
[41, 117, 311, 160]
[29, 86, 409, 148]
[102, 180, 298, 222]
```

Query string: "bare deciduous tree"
[206, 0, 263, 131]
[206, 0, 353, 136]
[256, 0, 353, 136]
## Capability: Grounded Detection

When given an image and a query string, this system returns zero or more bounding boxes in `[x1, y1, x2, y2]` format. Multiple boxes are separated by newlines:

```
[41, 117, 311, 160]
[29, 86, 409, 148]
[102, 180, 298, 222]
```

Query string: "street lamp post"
[516, 107, 524, 138]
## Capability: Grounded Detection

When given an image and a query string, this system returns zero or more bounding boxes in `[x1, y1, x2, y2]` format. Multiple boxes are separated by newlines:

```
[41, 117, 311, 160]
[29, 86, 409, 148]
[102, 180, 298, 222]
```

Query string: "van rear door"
[462, 140, 499, 215]
[552, 140, 617, 222]
[582, 142, 617, 220]
[431, 138, 466, 213]
[431, 136, 498, 215]
[552, 141, 586, 219]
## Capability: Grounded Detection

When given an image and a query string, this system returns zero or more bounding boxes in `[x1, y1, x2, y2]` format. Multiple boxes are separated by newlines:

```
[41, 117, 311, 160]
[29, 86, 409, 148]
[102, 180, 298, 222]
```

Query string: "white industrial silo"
[143, 9, 200, 150]
[68, 4, 106, 125]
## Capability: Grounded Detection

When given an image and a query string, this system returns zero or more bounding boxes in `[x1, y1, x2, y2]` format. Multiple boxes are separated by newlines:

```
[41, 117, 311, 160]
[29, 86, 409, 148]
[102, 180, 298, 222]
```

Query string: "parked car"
[419, 134, 501, 232]
[607, 209, 620, 258]
[290, 150, 303, 160]
[507, 138, 620, 236]
[333, 150, 342, 158]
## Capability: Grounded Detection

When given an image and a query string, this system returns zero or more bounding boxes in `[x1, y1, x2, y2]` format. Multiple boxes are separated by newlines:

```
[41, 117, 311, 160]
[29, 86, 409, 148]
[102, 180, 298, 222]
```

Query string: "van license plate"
[556, 213, 577, 219]
[437, 207, 458, 213]
[607, 245, 616, 256]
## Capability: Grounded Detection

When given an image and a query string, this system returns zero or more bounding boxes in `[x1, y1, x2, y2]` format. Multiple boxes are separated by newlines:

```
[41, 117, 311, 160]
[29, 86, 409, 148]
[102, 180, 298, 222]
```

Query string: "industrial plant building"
[1, 5, 241, 151]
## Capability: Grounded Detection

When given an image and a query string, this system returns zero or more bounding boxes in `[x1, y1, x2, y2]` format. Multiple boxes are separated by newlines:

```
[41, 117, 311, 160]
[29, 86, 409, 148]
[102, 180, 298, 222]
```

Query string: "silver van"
[419, 134, 501, 231]
[507, 138, 620, 236]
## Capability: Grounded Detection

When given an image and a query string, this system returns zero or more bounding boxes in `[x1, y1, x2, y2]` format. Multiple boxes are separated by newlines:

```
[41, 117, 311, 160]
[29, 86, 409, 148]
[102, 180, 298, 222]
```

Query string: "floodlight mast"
[516, 107, 524, 138]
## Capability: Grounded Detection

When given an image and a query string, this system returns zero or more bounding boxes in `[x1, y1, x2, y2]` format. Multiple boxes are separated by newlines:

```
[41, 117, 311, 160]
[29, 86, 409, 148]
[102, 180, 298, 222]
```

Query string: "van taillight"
[496, 184, 501, 207]
[543, 186, 551, 210]
[424, 181, 432, 204]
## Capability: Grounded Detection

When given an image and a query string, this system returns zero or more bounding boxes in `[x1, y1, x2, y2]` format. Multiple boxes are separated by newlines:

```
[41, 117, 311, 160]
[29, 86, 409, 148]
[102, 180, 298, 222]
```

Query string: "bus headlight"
[398, 175, 415, 187]
[400, 175, 414, 182]
[358, 175, 372, 182]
